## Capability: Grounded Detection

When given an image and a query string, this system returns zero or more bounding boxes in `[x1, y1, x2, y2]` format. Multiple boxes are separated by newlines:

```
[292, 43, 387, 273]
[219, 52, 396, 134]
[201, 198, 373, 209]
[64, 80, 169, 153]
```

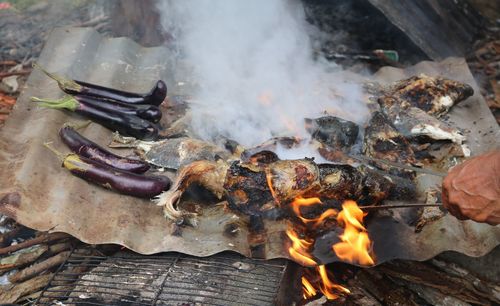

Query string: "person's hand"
[442, 150, 500, 225]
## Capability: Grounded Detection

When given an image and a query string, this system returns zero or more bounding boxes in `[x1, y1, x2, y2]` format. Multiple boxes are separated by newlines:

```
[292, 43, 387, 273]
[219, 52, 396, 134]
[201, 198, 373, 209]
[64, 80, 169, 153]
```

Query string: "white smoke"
[157, 0, 369, 149]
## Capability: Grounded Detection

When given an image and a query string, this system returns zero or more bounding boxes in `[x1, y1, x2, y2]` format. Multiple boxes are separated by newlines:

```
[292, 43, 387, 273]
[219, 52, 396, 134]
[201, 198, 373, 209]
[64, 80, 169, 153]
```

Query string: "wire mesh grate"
[35, 250, 293, 306]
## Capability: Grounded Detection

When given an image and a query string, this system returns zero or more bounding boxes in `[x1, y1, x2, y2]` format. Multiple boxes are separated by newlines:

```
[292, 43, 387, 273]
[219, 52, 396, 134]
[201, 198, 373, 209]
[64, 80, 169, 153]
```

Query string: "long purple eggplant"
[32, 95, 159, 140]
[65, 95, 162, 123]
[33, 63, 167, 106]
[60, 123, 150, 173]
[45, 144, 170, 198]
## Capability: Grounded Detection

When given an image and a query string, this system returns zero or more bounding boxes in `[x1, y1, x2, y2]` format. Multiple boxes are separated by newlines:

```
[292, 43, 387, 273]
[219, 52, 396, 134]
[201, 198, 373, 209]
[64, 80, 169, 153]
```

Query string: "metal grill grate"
[35, 250, 298, 305]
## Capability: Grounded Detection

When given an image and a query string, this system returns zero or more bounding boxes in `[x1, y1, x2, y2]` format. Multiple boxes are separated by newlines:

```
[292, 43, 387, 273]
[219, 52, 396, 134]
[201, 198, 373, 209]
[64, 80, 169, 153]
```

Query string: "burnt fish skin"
[378, 74, 474, 118]
[108, 136, 234, 170]
[363, 111, 417, 179]
[305, 116, 359, 150]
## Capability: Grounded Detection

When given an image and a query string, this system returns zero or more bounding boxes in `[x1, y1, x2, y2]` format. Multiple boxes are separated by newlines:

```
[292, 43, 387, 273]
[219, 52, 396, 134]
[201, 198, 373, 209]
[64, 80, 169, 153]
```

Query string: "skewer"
[349, 154, 447, 178]
[360, 203, 442, 210]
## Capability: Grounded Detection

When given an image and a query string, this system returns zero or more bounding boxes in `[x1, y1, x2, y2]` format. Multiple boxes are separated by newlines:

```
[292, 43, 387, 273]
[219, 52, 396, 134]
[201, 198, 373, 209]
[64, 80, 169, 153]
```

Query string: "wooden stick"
[9, 251, 71, 283]
[0, 70, 31, 78]
[0, 93, 16, 105]
[21, 285, 73, 303]
[47, 242, 72, 255]
[361, 203, 442, 211]
[0, 273, 53, 303]
[0, 232, 70, 255]
[356, 269, 421, 305]
[349, 154, 447, 178]
[378, 261, 491, 304]
[0, 60, 18, 66]
[0, 245, 48, 272]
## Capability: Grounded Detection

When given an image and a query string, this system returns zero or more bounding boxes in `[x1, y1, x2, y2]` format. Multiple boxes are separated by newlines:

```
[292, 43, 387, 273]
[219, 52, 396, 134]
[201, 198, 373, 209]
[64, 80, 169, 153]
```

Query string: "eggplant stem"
[43, 141, 67, 162]
[32, 62, 82, 92]
[31, 95, 79, 112]
[62, 120, 92, 130]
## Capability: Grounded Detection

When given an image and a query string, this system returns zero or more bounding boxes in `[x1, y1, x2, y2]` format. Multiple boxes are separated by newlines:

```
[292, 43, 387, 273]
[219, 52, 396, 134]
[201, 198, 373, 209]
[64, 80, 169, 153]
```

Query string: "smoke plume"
[157, 0, 369, 149]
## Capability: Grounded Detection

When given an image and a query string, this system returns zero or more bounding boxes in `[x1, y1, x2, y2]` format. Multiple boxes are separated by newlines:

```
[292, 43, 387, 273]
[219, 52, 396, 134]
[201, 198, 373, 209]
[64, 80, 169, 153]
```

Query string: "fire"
[333, 200, 375, 266]
[257, 91, 298, 133]
[286, 228, 317, 266]
[265, 170, 279, 204]
[290, 197, 337, 227]
[287, 197, 375, 301]
[317, 265, 351, 299]
[257, 91, 273, 106]
[300, 266, 350, 301]
[302, 276, 317, 299]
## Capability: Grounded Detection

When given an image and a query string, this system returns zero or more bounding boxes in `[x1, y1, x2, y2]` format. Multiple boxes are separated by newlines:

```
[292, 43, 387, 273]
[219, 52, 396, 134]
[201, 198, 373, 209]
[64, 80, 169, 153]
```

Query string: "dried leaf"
[0, 92, 16, 106]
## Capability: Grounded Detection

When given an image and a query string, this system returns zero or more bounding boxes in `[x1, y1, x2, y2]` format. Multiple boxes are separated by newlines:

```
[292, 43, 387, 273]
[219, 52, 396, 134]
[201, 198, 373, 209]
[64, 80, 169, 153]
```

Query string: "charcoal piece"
[243, 150, 280, 166]
[305, 116, 359, 150]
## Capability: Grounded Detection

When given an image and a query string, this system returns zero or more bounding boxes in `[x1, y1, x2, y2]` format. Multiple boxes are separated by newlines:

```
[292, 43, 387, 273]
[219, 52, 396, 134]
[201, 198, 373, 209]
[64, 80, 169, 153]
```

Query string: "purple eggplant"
[32, 95, 159, 140]
[33, 63, 167, 106]
[68, 95, 162, 123]
[60, 123, 150, 173]
[45, 144, 170, 198]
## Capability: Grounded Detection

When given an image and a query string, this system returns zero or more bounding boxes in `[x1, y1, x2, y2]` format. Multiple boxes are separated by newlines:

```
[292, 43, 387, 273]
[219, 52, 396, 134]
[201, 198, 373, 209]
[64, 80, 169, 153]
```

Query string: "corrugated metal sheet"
[0, 27, 499, 265]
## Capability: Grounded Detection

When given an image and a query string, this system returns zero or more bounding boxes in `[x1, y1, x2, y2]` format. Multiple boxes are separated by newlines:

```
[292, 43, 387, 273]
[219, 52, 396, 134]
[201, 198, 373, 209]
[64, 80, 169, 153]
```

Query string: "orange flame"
[317, 265, 351, 299]
[333, 200, 375, 266]
[265, 170, 279, 204]
[288, 196, 352, 301]
[258, 92, 273, 106]
[302, 276, 317, 300]
[286, 228, 317, 267]
[290, 197, 338, 228]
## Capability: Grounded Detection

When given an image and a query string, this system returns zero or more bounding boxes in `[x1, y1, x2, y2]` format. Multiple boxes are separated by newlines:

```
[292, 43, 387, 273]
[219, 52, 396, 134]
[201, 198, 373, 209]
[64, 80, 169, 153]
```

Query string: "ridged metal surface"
[36, 251, 296, 305]
[0, 27, 499, 264]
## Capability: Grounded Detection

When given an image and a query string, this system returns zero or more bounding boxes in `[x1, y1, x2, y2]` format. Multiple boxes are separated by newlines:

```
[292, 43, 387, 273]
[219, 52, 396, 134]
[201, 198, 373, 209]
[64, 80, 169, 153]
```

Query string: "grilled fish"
[363, 111, 417, 178]
[156, 155, 409, 225]
[378, 74, 473, 118]
[390, 107, 466, 145]
[305, 116, 359, 150]
[109, 135, 234, 170]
